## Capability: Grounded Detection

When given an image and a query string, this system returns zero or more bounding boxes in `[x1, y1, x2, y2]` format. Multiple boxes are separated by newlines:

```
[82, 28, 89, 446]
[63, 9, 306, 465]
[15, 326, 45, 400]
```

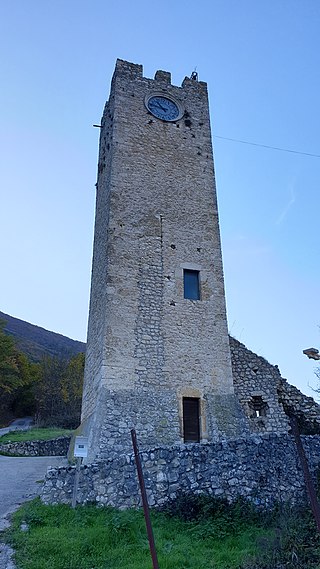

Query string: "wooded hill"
[0, 311, 85, 362]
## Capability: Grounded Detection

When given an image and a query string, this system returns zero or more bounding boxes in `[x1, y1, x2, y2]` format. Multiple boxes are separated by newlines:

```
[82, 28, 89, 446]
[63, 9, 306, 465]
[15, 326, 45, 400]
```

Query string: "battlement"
[115, 58, 143, 78]
[114, 58, 207, 91]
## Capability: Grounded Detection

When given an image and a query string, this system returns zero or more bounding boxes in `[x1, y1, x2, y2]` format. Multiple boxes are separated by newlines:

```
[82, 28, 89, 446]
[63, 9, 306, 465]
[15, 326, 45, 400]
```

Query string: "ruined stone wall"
[229, 336, 320, 434]
[230, 336, 289, 433]
[41, 434, 320, 509]
[278, 380, 320, 433]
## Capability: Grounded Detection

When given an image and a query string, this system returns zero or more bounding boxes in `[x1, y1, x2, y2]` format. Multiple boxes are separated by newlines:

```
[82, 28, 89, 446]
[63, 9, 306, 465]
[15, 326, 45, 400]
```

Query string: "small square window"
[184, 269, 200, 300]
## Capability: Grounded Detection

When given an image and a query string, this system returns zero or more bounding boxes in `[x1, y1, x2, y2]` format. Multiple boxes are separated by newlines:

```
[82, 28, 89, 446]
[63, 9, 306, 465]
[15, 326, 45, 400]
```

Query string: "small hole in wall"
[148, 119, 153, 124]
[253, 366, 259, 373]
[170, 301, 176, 306]
[197, 247, 201, 252]
[170, 244, 176, 249]
[165, 275, 171, 280]
[185, 119, 192, 127]
[176, 124, 180, 128]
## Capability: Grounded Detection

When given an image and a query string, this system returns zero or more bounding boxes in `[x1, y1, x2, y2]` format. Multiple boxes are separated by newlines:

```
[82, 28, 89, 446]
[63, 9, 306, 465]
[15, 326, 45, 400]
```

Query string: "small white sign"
[74, 436, 88, 458]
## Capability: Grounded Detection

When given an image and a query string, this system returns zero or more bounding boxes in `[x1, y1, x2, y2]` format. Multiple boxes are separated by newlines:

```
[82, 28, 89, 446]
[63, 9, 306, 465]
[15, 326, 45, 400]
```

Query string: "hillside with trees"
[0, 313, 86, 428]
[0, 311, 85, 362]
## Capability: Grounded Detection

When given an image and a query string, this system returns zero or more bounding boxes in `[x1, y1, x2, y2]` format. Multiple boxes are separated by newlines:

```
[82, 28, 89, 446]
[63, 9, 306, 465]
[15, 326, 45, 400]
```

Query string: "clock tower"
[81, 59, 247, 462]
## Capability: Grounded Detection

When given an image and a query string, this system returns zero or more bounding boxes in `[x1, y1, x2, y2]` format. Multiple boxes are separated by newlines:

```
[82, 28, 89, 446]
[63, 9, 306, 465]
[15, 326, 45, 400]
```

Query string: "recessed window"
[249, 396, 268, 419]
[183, 397, 200, 443]
[184, 269, 200, 300]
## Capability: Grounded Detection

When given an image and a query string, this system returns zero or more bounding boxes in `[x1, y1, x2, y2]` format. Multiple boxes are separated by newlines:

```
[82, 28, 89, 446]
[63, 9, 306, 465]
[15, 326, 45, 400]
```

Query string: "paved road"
[0, 417, 34, 437]
[0, 456, 67, 531]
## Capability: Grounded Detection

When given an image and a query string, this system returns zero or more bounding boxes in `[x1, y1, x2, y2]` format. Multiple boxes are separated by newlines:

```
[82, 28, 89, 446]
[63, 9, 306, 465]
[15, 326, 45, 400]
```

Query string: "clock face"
[146, 95, 182, 121]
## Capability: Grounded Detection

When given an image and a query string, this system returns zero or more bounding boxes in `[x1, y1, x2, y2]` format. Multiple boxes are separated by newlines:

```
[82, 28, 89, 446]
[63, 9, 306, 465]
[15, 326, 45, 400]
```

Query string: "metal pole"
[131, 429, 160, 569]
[71, 457, 81, 509]
[290, 416, 320, 532]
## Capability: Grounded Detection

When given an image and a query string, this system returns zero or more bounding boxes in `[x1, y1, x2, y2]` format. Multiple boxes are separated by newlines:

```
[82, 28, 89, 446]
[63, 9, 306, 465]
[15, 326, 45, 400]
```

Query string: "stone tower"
[81, 59, 246, 462]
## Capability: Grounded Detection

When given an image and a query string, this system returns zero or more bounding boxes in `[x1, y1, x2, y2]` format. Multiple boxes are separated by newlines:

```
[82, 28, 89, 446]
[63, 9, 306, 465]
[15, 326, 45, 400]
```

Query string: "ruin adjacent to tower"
[81, 59, 247, 461]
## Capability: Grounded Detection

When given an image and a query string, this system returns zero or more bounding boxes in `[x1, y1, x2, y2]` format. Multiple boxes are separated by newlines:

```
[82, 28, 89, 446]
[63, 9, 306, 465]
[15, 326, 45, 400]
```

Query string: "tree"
[0, 324, 25, 394]
[0, 321, 38, 424]
[60, 352, 85, 425]
[35, 352, 85, 428]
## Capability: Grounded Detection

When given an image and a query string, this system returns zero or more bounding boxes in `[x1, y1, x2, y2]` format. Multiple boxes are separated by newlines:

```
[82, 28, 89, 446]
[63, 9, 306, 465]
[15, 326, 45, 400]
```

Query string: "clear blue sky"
[1, 1, 319, 397]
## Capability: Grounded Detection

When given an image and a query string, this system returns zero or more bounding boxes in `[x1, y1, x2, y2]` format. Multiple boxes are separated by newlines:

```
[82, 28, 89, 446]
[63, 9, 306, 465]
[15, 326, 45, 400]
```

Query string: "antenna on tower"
[190, 68, 198, 81]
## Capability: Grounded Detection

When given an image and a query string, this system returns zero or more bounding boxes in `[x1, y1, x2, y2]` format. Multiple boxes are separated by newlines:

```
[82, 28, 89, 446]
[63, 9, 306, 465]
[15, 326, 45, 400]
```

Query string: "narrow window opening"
[183, 397, 200, 443]
[184, 269, 200, 300]
[249, 396, 268, 419]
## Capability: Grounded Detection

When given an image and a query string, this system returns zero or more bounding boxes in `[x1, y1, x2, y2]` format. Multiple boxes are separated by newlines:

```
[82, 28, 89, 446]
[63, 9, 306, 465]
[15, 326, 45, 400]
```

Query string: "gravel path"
[0, 543, 16, 569]
[0, 456, 67, 568]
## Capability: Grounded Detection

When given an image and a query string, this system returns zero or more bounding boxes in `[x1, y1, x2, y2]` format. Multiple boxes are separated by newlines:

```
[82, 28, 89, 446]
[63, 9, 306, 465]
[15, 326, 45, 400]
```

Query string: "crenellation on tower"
[115, 58, 143, 78]
[154, 69, 171, 84]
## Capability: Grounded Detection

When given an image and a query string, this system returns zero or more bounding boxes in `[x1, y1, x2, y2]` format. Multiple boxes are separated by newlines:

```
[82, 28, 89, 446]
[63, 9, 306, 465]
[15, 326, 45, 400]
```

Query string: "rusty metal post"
[131, 429, 160, 569]
[290, 416, 320, 532]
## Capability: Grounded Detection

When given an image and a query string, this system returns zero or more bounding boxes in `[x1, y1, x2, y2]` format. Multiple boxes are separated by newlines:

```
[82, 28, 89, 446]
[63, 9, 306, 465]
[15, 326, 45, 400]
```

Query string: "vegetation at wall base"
[5, 496, 320, 569]
[0, 428, 73, 445]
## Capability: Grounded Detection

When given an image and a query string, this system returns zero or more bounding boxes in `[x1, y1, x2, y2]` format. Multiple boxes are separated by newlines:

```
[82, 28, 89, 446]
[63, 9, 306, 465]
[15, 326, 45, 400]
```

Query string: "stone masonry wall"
[81, 59, 245, 461]
[230, 336, 320, 434]
[0, 436, 71, 457]
[230, 336, 289, 433]
[41, 434, 320, 509]
[278, 380, 320, 433]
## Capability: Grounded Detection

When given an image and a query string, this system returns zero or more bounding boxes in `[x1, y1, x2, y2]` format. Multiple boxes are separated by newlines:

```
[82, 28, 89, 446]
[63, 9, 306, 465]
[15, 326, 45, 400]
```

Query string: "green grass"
[2, 498, 291, 569]
[0, 428, 72, 444]
[4, 496, 320, 569]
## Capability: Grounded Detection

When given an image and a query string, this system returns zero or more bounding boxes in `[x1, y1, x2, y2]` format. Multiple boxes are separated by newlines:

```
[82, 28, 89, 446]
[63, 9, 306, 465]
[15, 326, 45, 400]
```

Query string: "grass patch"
[5, 496, 320, 569]
[0, 428, 72, 444]
[6, 499, 262, 569]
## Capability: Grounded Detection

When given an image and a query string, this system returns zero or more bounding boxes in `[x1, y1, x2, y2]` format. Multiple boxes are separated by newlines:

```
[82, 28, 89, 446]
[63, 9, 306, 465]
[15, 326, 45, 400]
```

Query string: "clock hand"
[153, 100, 167, 112]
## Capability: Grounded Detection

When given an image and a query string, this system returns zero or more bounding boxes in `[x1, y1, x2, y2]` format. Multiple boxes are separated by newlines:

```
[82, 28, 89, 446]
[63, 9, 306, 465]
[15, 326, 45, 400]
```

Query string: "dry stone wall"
[0, 436, 71, 457]
[41, 433, 320, 509]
